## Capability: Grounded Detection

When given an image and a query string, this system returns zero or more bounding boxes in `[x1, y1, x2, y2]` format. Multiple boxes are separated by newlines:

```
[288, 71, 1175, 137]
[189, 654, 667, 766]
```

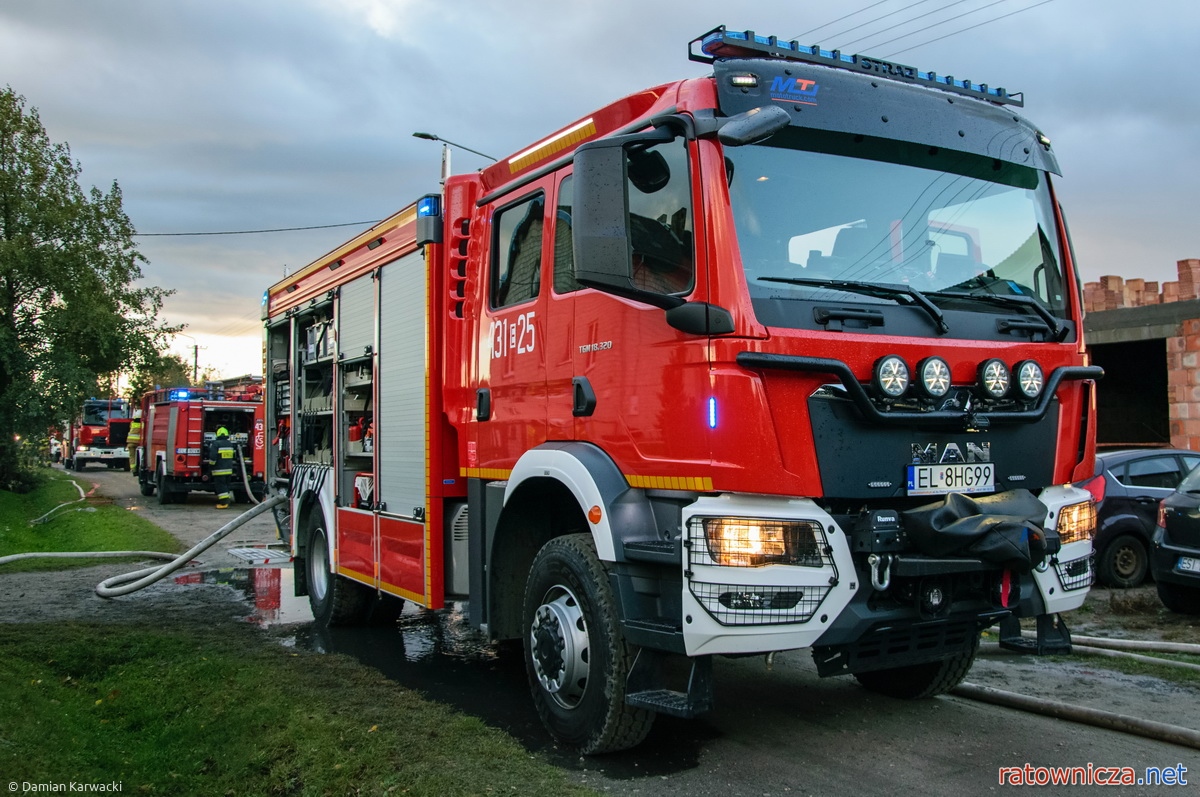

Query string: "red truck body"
[263, 27, 1102, 753]
[134, 385, 266, 504]
[65, 398, 131, 471]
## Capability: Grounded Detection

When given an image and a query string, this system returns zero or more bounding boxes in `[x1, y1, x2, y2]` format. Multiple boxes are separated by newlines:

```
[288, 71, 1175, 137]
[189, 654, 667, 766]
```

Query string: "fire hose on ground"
[3, 488, 284, 599]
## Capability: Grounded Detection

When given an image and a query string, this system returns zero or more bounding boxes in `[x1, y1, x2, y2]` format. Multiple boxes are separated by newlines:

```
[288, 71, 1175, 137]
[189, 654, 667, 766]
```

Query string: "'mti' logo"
[770, 76, 819, 104]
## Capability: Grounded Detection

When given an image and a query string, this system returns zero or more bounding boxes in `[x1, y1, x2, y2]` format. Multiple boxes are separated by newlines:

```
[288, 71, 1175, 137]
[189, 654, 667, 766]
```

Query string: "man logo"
[911, 442, 991, 465]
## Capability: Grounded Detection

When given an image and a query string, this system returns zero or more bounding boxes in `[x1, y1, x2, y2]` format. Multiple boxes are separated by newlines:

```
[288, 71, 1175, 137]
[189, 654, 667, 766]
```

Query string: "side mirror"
[572, 130, 684, 311]
[717, 105, 791, 147]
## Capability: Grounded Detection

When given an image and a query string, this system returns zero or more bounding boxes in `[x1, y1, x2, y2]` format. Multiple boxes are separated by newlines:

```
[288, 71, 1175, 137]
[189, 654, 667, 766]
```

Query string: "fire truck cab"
[263, 27, 1101, 753]
[66, 398, 131, 471]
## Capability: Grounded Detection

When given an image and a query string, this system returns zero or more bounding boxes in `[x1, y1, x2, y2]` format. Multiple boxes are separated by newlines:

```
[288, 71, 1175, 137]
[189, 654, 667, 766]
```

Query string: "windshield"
[726, 130, 1068, 334]
[83, 402, 128, 424]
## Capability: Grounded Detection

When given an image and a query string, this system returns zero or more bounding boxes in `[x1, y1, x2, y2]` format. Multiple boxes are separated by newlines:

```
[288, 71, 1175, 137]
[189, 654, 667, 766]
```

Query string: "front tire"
[522, 534, 653, 754]
[854, 633, 980, 699]
[306, 517, 369, 627]
[1098, 533, 1149, 588]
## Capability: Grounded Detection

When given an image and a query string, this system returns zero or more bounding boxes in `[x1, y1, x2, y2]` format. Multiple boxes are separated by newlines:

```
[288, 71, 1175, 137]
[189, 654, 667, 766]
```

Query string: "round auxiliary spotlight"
[978, 358, 1011, 399]
[1014, 360, 1044, 400]
[873, 355, 910, 398]
[916, 356, 952, 399]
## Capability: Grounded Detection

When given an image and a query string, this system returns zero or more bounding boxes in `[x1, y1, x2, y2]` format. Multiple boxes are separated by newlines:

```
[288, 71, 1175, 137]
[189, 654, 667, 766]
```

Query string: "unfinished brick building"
[1083, 258, 1200, 449]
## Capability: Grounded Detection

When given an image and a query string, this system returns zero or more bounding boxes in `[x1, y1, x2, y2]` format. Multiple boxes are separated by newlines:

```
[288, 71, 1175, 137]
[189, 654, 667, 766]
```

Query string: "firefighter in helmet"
[206, 426, 238, 509]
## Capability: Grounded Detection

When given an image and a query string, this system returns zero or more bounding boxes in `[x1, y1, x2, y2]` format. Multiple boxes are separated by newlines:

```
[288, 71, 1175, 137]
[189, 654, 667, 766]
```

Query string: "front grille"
[1053, 552, 1093, 592]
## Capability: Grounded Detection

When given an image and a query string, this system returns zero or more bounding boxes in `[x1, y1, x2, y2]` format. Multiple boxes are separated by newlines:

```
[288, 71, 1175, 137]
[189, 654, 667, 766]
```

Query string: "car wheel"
[523, 534, 653, 754]
[1157, 582, 1200, 615]
[1097, 533, 1149, 588]
[854, 633, 980, 699]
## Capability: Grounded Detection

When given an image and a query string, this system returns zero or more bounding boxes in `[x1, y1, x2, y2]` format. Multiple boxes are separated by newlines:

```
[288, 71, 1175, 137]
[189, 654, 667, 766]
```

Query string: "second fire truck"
[263, 27, 1101, 753]
[134, 384, 267, 504]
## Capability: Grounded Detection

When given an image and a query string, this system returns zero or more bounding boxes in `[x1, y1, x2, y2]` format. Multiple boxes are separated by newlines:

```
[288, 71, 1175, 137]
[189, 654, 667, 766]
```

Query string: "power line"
[883, 0, 1056, 58]
[822, 0, 938, 44]
[837, 0, 981, 50]
[135, 219, 381, 237]
[793, 0, 894, 39]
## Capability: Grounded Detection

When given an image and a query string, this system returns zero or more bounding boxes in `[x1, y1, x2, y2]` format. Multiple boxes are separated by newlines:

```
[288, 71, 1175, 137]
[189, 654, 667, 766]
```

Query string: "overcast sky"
[2, 0, 1195, 377]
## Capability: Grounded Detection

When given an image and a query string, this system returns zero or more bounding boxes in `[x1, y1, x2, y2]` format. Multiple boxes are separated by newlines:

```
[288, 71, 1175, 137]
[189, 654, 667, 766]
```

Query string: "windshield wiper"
[927, 289, 1065, 341]
[759, 277, 950, 335]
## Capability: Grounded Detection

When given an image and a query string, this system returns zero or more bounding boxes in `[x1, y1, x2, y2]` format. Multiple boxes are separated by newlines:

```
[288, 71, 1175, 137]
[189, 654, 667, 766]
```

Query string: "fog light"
[701, 518, 823, 567]
[1014, 360, 1044, 399]
[1057, 500, 1095, 544]
[916, 356, 951, 398]
[874, 355, 909, 398]
[978, 358, 1011, 399]
[719, 590, 804, 610]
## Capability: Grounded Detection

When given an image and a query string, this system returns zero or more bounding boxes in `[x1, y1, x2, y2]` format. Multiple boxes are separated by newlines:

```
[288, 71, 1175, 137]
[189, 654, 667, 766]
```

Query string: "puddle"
[173, 566, 313, 627]
[175, 563, 714, 777]
[283, 599, 714, 778]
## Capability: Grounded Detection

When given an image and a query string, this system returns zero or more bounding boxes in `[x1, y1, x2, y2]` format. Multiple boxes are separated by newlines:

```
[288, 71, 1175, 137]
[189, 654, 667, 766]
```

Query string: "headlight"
[978, 358, 1011, 399]
[874, 355, 909, 398]
[916, 356, 951, 398]
[76, 445, 90, 452]
[1057, 500, 1096, 545]
[1014, 360, 1044, 400]
[701, 518, 824, 567]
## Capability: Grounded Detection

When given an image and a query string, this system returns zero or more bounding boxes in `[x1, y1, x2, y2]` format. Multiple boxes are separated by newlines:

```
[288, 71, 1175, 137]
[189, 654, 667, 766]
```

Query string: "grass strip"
[0, 469, 181, 573]
[0, 622, 593, 796]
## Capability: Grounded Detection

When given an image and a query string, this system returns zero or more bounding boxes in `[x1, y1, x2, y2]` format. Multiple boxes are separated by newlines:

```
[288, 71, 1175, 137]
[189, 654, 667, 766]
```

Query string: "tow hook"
[868, 553, 893, 591]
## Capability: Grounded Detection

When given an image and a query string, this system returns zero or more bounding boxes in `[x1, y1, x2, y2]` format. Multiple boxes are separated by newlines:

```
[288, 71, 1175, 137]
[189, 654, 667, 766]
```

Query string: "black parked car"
[1076, 448, 1200, 588]
[1151, 465, 1200, 614]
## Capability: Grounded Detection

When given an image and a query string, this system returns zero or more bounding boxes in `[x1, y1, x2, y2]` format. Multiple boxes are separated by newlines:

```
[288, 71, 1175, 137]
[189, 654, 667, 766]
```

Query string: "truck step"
[621, 538, 680, 564]
[625, 648, 713, 718]
[997, 612, 1072, 655]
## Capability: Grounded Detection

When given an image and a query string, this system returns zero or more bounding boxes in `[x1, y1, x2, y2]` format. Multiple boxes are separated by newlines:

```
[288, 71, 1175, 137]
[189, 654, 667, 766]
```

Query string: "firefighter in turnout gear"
[207, 426, 237, 508]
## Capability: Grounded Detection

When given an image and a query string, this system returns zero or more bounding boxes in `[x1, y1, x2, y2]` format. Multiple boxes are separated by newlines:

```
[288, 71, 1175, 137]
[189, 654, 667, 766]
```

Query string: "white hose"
[1019, 629, 1200, 656]
[28, 476, 88, 525]
[95, 494, 283, 598]
[953, 682, 1200, 751]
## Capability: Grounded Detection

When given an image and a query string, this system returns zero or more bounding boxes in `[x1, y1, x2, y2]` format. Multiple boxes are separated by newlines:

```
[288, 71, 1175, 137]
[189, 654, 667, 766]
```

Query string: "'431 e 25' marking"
[491, 312, 536, 359]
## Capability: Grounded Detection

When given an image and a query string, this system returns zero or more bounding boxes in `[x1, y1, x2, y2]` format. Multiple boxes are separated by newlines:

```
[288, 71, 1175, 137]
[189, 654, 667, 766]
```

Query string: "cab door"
[471, 182, 553, 473]
[568, 135, 713, 477]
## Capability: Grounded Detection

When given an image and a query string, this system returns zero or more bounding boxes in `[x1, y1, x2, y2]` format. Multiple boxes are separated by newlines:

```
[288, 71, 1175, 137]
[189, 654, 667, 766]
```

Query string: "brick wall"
[1084, 258, 1200, 312]
[1085, 259, 1200, 449]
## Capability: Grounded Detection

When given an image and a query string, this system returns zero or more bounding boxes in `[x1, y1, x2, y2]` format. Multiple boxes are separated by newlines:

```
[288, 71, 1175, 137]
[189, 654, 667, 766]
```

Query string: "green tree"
[0, 86, 175, 489]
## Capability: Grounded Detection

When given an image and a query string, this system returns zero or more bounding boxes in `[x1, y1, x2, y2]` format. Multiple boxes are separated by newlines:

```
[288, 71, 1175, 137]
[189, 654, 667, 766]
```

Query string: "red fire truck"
[263, 27, 1101, 753]
[134, 385, 267, 504]
[65, 397, 132, 471]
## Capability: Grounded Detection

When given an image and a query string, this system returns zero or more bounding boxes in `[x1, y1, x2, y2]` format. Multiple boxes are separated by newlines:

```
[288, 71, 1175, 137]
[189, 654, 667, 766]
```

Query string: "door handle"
[476, 388, 491, 421]
[572, 377, 597, 417]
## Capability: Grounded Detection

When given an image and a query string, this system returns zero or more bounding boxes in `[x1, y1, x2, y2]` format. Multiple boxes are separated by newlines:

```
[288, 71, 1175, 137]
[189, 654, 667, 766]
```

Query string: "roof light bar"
[688, 25, 1023, 107]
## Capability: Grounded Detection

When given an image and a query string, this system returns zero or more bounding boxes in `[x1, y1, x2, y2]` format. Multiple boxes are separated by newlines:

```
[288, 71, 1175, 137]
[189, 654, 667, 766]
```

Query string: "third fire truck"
[263, 27, 1101, 753]
[65, 397, 131, 471]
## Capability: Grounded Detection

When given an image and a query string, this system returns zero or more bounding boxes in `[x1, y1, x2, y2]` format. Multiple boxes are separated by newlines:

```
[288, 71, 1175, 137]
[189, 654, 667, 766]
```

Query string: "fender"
[505, 442, 660, 562]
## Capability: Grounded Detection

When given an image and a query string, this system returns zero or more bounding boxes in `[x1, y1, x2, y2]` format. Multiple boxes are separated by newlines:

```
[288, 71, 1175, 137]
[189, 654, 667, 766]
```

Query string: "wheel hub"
[530, 587, 589, 708]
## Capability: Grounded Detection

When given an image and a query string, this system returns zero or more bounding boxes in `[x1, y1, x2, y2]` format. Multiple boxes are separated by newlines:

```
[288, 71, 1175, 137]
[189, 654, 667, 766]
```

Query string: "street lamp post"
[412, 132, 497, 184]
[176, 332, 204, 384]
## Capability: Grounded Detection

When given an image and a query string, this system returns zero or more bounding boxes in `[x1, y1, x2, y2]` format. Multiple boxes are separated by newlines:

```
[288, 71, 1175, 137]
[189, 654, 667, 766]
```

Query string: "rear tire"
[156, 467, 172, 505]
[1098, 533, 1148, 588]
[522, 533, 653, 754]
[854, 633, 980, 699]
[1157, 582, 1200, 615]
[306, 517, 369, 627]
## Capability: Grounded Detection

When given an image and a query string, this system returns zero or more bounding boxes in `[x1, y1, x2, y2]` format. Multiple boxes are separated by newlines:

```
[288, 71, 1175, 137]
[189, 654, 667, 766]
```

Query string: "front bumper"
[677, 487, 1093, 659]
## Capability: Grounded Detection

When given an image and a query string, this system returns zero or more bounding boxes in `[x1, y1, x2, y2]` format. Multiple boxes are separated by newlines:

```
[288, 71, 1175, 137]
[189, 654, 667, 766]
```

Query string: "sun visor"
[712, 58, 1060, 175]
